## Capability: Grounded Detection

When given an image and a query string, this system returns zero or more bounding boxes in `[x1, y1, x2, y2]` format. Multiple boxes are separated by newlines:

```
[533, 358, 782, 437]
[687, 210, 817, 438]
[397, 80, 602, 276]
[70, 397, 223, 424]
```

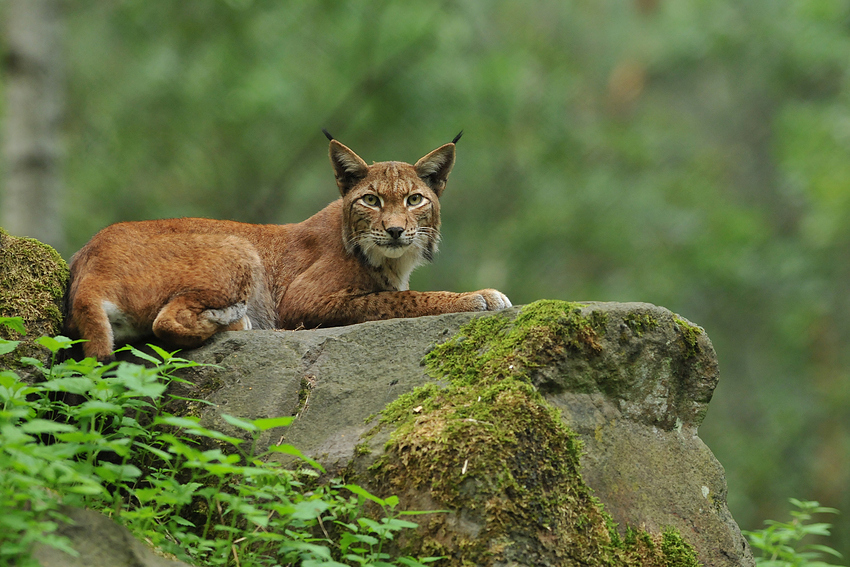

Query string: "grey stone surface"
[170, 314, 467, 461]
[536, 302, 750, 565]
[167, 302, 752, 567]
[32, 506, 191, 567]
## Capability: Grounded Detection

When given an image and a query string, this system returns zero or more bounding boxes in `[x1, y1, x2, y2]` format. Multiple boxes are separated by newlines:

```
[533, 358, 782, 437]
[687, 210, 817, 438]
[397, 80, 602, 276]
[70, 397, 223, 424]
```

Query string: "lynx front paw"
[466, 289, 512, 311]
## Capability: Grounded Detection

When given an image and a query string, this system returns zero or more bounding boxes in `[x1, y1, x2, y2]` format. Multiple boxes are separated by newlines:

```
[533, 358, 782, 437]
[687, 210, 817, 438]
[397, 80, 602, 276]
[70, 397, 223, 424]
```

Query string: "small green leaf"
[252, 416, 295, 430]
[20, 356, 44, 368]
[384, 495, 399, 508]
[36, 335, 76, 353]
[42, 376, 95, 394]
[57, 358, 102, 375]
[55, 430, 103, 443]
[357, 517, 383, 532]
[171, 516, 196, 527]
[398, 508, 450, 516]
[74, 400, 124, 417]
[0, 340, 20, 355]
[116, 345, 162, 364]
[134, 441, 173, 461]
[20, 419, 76, 434]
[64, 483, 108, 496]
[95, 462, 142, 483]
[0, 370, 23, 387]
[804, 543, 843, 558]
[291, 499, 330, 520]
[0, 317, 26, 335]
[156, 415, 201, 428]
[267, 442, 306, 458]
[344, 484, 387, 507]
[147, 343, 178, 361]
[800, 522, 834, 536]
[266, 443, 325, 471]
[220, 413, 258, 432]
[352, 534, 380, 545]
[384, 518, 420, 530]
[114, 363, 167, 398]
[192, 428, 244, 446]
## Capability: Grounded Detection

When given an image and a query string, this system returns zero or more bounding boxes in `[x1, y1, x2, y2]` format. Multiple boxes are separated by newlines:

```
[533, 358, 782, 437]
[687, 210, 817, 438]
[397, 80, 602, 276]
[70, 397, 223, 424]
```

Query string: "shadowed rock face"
[167, 301, 753, 566]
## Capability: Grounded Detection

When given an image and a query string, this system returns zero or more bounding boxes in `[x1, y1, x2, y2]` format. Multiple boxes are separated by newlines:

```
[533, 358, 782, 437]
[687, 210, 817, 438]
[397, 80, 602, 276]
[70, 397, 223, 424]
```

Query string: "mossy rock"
[354, 302, 701, 565]
[169, 301, 751, 566]
[0, 227, 69, 375]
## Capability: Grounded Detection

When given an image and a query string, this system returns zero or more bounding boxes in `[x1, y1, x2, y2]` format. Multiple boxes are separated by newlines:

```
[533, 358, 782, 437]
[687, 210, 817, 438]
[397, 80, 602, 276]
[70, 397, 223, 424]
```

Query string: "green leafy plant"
[335, 484, 444, 567]
[0, 317, 440, 567]
[744, 498, 844, 567]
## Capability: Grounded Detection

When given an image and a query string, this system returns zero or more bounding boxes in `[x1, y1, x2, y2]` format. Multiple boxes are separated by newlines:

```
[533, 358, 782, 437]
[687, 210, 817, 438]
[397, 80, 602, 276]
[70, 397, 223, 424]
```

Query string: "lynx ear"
[414, 142, 456, 198]
[329, 139, 369, 196]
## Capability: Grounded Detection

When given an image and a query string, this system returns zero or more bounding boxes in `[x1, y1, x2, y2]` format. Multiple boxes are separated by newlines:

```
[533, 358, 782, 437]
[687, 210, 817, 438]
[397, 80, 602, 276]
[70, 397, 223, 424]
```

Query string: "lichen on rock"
[364, 300, 702, 566]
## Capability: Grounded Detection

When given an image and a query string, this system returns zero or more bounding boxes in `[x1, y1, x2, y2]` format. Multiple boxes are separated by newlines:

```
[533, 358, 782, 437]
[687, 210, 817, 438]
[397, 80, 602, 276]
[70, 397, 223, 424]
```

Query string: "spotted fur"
[64, 135, 511, 361]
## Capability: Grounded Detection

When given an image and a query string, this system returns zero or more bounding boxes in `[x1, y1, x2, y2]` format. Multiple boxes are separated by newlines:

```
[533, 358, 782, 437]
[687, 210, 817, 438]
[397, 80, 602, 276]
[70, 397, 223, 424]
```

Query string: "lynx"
[64, 131, 511, 361]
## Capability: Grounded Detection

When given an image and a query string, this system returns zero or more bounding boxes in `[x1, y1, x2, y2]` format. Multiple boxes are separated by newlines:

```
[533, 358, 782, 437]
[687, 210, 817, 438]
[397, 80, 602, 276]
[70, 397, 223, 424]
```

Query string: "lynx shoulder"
[64, 132, 511, 360]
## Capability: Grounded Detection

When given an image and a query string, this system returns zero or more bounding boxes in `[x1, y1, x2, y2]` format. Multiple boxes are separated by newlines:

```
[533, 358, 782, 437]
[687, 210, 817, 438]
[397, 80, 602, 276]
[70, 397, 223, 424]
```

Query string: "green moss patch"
[366, 300, 701, 566]
[674, 317, 703, 359]
[420, 299, 605, 388]
[624, 312, 659, 337]
[0, 228, 69, 370]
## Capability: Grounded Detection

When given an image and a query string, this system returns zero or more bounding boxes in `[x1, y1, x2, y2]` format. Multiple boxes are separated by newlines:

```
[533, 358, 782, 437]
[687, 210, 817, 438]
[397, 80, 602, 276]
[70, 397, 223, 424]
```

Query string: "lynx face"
[344, 161, 441, 265]
[330, 139, 456, 289]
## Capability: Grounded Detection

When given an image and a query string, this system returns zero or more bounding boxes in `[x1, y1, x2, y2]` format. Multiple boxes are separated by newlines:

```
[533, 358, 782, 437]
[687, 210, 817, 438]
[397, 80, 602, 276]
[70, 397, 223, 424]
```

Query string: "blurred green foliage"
[2, 0, 850, 556]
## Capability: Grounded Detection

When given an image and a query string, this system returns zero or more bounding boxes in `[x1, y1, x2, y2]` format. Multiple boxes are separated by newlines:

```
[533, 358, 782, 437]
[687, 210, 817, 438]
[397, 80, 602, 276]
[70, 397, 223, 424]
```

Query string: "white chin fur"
[379, 246, 408, 258]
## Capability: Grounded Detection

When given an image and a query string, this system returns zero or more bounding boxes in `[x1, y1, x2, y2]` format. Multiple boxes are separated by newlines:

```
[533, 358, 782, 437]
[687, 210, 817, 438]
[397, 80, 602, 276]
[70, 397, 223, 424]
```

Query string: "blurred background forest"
[3, 0, 850, 555]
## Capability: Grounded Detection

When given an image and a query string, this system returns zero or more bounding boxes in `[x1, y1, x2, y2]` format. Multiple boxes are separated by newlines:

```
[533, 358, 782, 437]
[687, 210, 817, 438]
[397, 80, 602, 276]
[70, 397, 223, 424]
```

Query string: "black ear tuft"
[329, 139, 369, 196]
[414, 142, 456, 198]
[322, 128, 335, 141]
[451, 130, 463, 144]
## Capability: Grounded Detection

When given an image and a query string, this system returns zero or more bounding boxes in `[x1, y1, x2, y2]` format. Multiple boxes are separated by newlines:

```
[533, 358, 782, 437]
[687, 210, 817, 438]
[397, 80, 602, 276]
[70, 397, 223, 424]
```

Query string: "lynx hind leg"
[152, 295, 250, 349]
[152, 237, 267, 348]
[203, 303, 252, 331]
[69, 295, 118, 361]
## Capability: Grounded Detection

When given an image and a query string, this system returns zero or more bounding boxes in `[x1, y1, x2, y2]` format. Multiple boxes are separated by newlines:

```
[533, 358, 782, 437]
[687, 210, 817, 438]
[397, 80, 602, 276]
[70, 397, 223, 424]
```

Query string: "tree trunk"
[1, 0, 65, 251]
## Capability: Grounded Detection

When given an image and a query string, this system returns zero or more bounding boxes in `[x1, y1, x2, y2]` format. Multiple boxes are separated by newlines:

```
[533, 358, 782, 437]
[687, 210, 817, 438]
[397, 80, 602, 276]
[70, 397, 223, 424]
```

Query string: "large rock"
[32, 506, 191, 567]
[168, 300, 753, 566]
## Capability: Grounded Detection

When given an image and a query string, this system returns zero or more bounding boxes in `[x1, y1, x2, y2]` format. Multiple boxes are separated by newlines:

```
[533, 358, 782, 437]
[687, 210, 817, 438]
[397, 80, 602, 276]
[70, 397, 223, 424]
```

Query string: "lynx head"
[326, 131, 460, 289]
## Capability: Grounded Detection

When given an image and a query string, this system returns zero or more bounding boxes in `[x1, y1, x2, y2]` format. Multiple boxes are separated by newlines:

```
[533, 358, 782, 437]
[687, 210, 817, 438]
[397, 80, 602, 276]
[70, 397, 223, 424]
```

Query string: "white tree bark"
[1, 0, 65, 250]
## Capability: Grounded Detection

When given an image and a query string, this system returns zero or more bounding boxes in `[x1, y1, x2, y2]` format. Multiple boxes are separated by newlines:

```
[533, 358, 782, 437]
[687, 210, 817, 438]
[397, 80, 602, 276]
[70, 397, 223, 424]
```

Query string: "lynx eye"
[406, 194, 425, 207]
[361, 194, 381, 207]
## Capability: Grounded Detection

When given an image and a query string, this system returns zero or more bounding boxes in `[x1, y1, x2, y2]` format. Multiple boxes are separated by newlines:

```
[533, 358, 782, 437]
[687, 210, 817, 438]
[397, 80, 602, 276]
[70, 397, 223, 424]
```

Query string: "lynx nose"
[385, 226, 404, 240]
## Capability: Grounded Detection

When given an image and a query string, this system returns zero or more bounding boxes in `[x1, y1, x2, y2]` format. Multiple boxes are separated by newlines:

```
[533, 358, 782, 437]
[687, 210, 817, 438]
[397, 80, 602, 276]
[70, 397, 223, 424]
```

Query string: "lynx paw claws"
[471, 289, 512, 311]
